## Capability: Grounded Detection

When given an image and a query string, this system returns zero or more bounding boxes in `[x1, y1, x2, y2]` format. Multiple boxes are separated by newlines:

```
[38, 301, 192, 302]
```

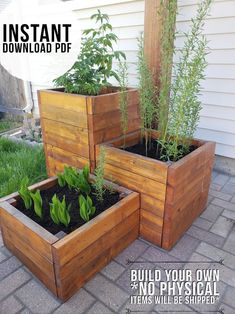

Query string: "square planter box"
[38, 87, 139, 176]
[96, 130, 215, 250]
[0, 177, 140, 301]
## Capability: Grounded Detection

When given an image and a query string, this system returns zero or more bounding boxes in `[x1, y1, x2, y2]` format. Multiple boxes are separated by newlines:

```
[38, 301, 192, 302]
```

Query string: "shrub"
[53, 10, 126, 96]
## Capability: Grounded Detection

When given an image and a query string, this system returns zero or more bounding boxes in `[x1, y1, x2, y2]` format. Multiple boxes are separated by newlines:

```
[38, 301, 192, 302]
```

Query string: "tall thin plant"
[118, 61, 129, 148]
[137, 33, 156, 156]
[157, 0, 178, 139]
[160, 0, 212, 162]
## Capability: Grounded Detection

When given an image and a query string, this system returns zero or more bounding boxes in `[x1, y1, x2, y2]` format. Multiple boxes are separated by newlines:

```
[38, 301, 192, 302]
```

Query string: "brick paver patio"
[0, 171, 234, 314]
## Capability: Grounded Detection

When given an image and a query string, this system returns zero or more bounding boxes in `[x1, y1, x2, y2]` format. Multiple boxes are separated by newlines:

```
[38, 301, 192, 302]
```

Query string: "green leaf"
[30, 190, 43, 219]
[19, 176, 32, 210]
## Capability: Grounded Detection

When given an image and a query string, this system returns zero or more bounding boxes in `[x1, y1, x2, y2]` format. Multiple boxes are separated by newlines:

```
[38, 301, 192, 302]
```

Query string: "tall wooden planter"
[38, 88, 139, 176]
[0, 177, 140, 301]
[96, 131, 215, 250]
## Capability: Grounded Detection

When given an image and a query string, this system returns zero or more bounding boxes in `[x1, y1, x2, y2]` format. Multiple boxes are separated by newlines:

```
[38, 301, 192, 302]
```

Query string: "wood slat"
[141, 194, 165, 218]
[0, 202, 57, 261]
[140, 208, 163, 234]
[140, 224, 162, 247]
[52, 192, 139, 266]
[38, 90, 87, 113]
[100, 145, 168, 184]
[104, 163, 166, 201]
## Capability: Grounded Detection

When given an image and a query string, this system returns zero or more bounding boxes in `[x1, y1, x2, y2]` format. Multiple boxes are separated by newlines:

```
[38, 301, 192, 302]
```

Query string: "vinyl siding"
[32, 0, 235, 159]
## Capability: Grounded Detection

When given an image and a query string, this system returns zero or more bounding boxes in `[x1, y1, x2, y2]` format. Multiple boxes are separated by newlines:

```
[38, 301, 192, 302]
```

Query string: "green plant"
[160, 0, 212, 162]
[118, 61, 129, 148]
[93, 147, 106, 202]
[137, 33, 157, 155]
[53, 10, 126, 96]
[50, 194, 71, 227]
[157, 0, 178, 139]
[79, 195, 96, 222]
[30, 190, 43, 219]
[0, 138, 47, 198]
[57, 166, 91, 195]
[19, 177, 32, 210]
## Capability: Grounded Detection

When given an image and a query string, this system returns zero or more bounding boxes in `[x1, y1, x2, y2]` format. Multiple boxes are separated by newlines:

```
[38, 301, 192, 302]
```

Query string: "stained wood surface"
[162, 142, 216, 250]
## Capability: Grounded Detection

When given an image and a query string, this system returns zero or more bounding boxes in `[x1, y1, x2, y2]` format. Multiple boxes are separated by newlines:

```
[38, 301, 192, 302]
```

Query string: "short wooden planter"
[0, 177, 140, 301]
[96, 131, 215, 250]
[38, 88, 139, 176]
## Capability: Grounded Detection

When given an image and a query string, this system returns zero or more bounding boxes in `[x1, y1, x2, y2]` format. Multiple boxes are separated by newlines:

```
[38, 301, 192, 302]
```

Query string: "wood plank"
[140, 224, 162, 247]
[54, 210, 139, 281]
[92, 118, 140, 145]
[104, 163, 166, 201]
[100, 145, 168, 184]
[87, 89, 138, 114]
[2, 230, 57, 296]
[56, 225, 139, 301]
[38, 90, 87, 113]
[91, 105, 139, 132]
[2, 226, 55, 280]
[40, 105, 88, 129]
[140, 209, 163, 234]
[101, 130, 141, 149]
[141, 194, 165, 218]
[53, 192, 139, 266]
[0, 202, 57, 261]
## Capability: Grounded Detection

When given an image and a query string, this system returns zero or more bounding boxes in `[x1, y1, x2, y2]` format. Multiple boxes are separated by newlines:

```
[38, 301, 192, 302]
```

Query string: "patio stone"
[223, 231, 235, 253]
[0, 233, 4, 247]
[231, 195, 235, 203]
[186, 225, 224, 247]
[115, 239, 149, 266]
[169, 234, 200, 260]
[15, 280, 61, 314]
[219, 303, 235, 314]
[222, 182, 235, 195]
[212, 198, 235, 212]
[210, 216, 234, 238]
[193, 216, 213, 230]
[0, 256, 22, 280]
[19, 309, 33, 314]
[154, 301, 193, 314]
[196, 242, 235, 270]
[53, 289, 95, 314]
[222, 209, 235, 221]
[0, 295, 24, 314]
[0, 268, 31, 301]
[85, 274, 129, 312]
[213, 174, 230, 186]
[223, 286, 235, 308]
[211, 183, 223, 191]
[101, 261, 126, 281]
[86, 301, 114, 314]
[209, 189, 232, 201]
[0, 251, 8, 263]
[201, 203, 224, 222]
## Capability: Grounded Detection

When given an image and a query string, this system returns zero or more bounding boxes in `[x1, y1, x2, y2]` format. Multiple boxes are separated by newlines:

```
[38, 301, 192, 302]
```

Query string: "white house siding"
[31, 0, 235, 159]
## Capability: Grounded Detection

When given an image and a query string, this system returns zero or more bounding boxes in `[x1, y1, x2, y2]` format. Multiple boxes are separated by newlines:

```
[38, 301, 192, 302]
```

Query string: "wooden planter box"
[38, 88, 139, 176]
[96, 131, 215, 250]
[0, 177, 140, 301]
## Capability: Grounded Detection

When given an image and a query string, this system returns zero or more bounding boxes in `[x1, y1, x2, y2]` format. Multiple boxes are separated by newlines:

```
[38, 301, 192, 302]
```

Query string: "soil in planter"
[16, 185, 120, 235]
[124, 139, 197, 162]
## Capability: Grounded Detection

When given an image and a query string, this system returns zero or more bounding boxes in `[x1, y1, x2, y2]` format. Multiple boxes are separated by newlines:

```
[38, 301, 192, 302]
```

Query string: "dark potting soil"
[16, 185, 120, 236]
[124, 139, 197, 162]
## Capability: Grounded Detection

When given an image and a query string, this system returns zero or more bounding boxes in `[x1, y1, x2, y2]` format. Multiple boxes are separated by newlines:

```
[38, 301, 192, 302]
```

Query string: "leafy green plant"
[57, 166, 91, 195]
[53, 10, 126, 96]
[161, 0, 212, 161]
[157, 0, 178, 139]
[50, 194, 71, 227]
[79, 195, 96, 222]
[118, 61, 129, 148]
[137, 33, 157, 155]
[93, 147, 106, 202]
[19, 177, 32, 210]
[30, 190, 43, 219]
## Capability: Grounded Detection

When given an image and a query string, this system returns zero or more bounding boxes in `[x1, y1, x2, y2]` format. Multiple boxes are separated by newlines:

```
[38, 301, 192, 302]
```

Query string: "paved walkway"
[0, 171, 234, 314]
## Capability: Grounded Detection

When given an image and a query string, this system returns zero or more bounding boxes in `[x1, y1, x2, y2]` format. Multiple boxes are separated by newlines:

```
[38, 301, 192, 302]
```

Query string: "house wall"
[31, 0, 235, 161]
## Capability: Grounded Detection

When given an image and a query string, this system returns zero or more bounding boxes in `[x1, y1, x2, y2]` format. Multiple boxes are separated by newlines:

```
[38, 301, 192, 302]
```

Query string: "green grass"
[0, 137, 47, 198]
[0, 120, 22, 133]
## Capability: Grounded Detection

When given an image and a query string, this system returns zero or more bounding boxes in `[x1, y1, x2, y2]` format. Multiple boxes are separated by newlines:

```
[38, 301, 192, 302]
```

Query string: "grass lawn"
[0, 137, 47, 198]
[0, 120, 22, 133]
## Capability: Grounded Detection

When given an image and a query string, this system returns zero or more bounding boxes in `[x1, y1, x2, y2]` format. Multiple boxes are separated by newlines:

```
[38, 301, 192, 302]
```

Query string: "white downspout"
[22, 81, 34, 114]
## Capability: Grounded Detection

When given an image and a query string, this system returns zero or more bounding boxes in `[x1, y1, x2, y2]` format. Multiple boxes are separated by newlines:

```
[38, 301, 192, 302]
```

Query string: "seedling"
[79, 195, 96, 222]
[50, 194, 71, 227]
[19, 177, 32, 210]
[30, 189, 43, 219]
